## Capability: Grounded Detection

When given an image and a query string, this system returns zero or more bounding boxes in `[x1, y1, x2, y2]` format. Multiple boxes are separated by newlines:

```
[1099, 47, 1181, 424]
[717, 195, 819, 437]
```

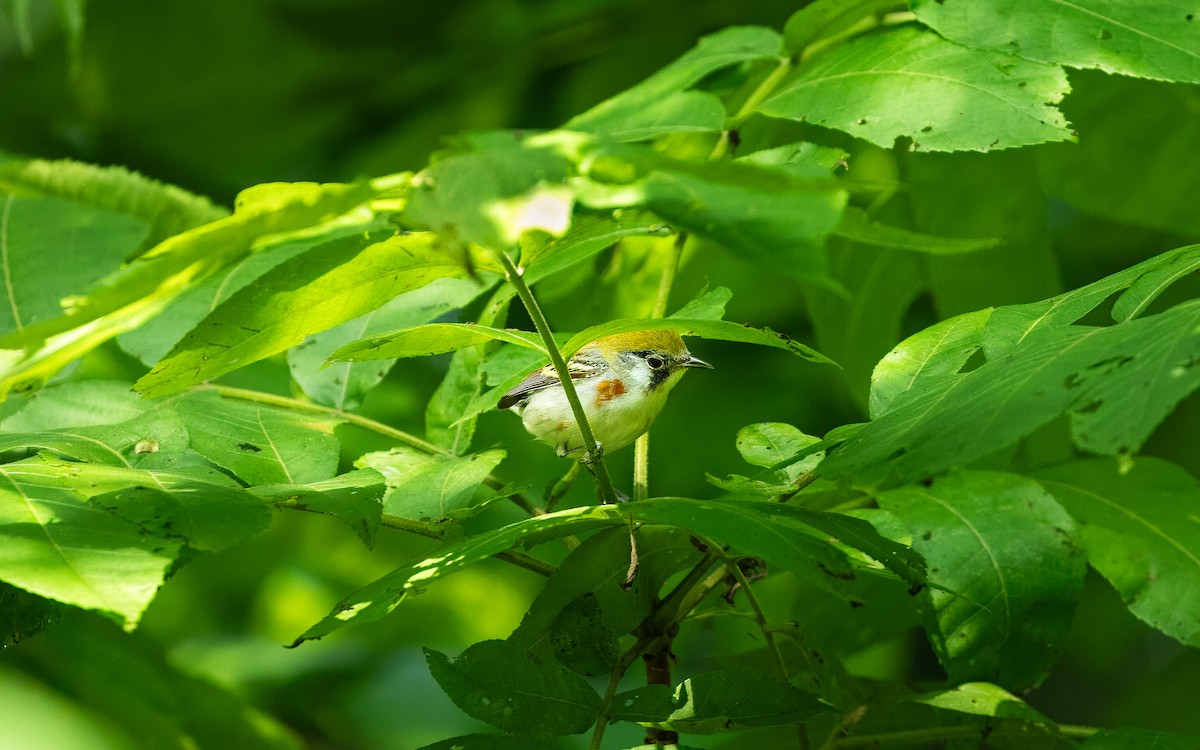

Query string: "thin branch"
[493, 249, 620, 505]
[589, 633, 663, 750]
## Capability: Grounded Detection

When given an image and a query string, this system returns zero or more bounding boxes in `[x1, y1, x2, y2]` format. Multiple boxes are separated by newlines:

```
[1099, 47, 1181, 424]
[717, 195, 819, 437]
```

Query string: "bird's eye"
[645, 355, 666, 370]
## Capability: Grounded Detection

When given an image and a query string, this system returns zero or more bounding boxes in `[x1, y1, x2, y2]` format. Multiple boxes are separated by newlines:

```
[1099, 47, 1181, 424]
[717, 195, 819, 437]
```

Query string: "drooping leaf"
[0, 195, 149, 339]
[566, 26, 784, 140]
[0, 179, 379, 397]
[289, 276, 490, 410]
[0, 458, 180, 628]
[760, 26, 1073, 151]
[911, 0, 1200, 84]
[833, 207, 1000, 255]
[250, 469, 385, 548]
[613, 670, 825, 732]
[169, 391, 341, 486]
[356, 447, 506, 523]
[875, 471, 1087, 690]
[331, 323, 544, 362]
[135, 229, 481, 397]
[1036, 458, 1200, 648]
[425, 640, 600, 737]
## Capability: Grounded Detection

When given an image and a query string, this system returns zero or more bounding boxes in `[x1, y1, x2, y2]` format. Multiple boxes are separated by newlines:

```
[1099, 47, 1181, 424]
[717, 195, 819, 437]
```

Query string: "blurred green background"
[3, 1, 1200, 748]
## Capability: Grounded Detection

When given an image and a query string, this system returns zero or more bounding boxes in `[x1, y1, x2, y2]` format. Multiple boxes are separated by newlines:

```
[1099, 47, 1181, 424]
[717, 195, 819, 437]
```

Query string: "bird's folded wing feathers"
[497, 359, 603, 409]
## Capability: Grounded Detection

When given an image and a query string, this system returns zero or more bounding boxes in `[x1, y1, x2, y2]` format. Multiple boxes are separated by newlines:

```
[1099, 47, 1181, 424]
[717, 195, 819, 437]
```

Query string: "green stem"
[493, 249, 620, 505]
[589, 633, 662, 750]
[830, 722, 1099, 749]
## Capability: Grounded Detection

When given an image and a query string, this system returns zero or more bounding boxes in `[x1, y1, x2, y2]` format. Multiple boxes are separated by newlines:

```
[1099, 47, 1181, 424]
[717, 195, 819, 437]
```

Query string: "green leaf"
[735, 422, 820, 468]
[135, 229, 479, 397]
[416, 736, 558, 750]
[833, 207, 1000, 255]
[0, 179, 378, 397]
[738, 141, 849, 178]
[291, 504, 618, 645]
[580, 149, 847, 286]
[0, 457, 180, 628]
[0, 195, 149, 338]
[0, 408, 190, 469]
[518, 210, 671, 276]
[0, 380, 150, 431]
[250, 469, 385, 548]
[613, 670, 825, 732]
[825, 246, 1200, 483]
[0, 581, 67, 647]
[784, 0, 901, 53]
[169, 391, 341, 485]
[1080, 728, 1200, 750]
[566, 26, 783, 140]
[1035, 458, 1200, 648]
[331, 322, 545, 362]
[913, 682, 1047, 721]
[669, 286, 732, 321]
[425, 640, 600, 736]
[289, 276, 490, 410]
[760, 26, 1073, 151]
[356, 447, 505, 523]
[0, 158, 226, 251]
[911, 0, 1200, 84]
[545, 594, 621, 677]
[875, 471, 1086, 690]
[562, 317, 832, 363]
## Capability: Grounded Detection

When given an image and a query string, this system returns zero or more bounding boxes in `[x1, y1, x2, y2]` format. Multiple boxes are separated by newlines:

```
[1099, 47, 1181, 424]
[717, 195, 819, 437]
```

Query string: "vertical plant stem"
[589, 633, 661, 750]
[494, 249, 620, 505]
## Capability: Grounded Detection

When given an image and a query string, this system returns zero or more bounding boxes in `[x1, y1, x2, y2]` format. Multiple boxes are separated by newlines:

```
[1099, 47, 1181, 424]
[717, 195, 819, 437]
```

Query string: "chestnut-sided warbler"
[498, 330, 711, 459]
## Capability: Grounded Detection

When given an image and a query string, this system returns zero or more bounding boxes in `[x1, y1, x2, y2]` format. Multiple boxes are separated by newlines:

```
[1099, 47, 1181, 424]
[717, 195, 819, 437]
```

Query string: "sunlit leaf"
[563, 317, 832, 363]
[251, 469, 385, 548]
[913, 682, 1047, 721]
[356, 447, 506, 523]
[331, 323, 544, 362]
[761, 26, 1073, 151]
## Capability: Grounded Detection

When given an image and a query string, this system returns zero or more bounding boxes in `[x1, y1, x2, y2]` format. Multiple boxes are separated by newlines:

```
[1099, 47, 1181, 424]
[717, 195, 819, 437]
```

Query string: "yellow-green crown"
[592, 329, 688, 355]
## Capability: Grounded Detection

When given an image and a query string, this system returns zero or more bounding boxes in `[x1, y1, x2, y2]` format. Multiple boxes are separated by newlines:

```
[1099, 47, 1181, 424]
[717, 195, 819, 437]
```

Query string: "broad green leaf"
[736, 422, 820, 469]
[544, 594, 621, 677]
[913, 682, 1047, 721]
[1081, 728, 1200, 750]
[517, 210, 670, 276]
[566, 26, 784, 140]
[760, 26, 1073, 151]
[0, 380, 149, 431]
[250, 469, 385, 548]
[0, 581, 67, 647]
[289, 276, 490, 410]
[1035, 458, 1200, 648]
[0, 158, 225, 251]
[0, 180, 378, 397]
[425, 347, 486, 455]
[510, 526, 702, 656]
[876, 471, 1086, 690]
[833, 207, 1000, 255]
[824, 247, 1200, 483]
[669, 286, 732, 321]
[356, 447, 505, 523]
[169, 391, 341, 485]
[1039, 72, 1200, 238]
[425, 640, 600, 737]
[911, 0, 1200, 84]
[416, 736, 558, 750]
[784, 0, 902, 53]
[331, 323, 544, 362]
[0, 407, 190, 469]
[580, 148, 847, 286]
[117, 232, 318, 366]
[135, 230, 478, 397]
[291, 504, 617, 645]
[613, 670, 824, 732]
[46, 459, 273, 553]
[1112, 245, 1200, 322]
[0, 195, 149, 338]
[738, 141, 849, 177]
[405, 131, 575, 250]
[0, 457, 180, 628]
[563, 317, 832, 363]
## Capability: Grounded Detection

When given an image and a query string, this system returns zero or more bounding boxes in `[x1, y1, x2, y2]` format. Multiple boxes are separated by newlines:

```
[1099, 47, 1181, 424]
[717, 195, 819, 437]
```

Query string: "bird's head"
[590, 330, 712, 392]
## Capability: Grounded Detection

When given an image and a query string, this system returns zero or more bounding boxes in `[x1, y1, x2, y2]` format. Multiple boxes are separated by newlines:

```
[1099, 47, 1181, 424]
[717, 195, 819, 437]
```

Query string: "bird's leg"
[578, 444, 630, 503]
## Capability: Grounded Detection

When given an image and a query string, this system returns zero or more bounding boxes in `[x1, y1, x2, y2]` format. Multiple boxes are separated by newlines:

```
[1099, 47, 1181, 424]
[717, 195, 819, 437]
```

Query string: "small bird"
[498, 329, 712, 460]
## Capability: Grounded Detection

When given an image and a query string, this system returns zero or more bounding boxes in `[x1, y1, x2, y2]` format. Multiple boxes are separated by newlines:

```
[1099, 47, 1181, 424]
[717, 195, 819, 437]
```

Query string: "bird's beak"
[681, 355, 713, 369]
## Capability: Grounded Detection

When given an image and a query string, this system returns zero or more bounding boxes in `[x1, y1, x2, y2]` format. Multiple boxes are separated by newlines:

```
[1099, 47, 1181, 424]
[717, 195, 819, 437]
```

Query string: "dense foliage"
[2, 1, 1199, 748]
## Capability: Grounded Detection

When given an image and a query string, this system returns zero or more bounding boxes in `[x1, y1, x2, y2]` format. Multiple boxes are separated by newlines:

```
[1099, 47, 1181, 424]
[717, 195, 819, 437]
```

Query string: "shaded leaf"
[1036, 458, 1200, 648]
[735, 422, 820, 469]
[913, 682, 1047, 721]
[912, 0, 1200, 84]
[761, 26, 1073, 151]
[0, 581, 67, 647]
[834, 207, 1000, 255]
[613, 670, 824, 732]
[416, 736, 558, 750]
[875, 471, 1086, 690]
[1080, 728, 1200, 750]
[425, 640, 600, 737]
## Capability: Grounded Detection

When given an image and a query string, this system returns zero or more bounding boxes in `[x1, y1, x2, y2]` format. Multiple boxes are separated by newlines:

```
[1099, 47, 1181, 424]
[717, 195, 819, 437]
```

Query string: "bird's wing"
[497, 359, 604, 410]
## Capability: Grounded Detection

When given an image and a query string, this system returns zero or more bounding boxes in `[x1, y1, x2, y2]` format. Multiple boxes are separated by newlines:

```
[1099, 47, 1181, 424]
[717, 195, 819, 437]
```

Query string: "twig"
[589, 633, 663, 750]
[493, 249, 620, 505]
